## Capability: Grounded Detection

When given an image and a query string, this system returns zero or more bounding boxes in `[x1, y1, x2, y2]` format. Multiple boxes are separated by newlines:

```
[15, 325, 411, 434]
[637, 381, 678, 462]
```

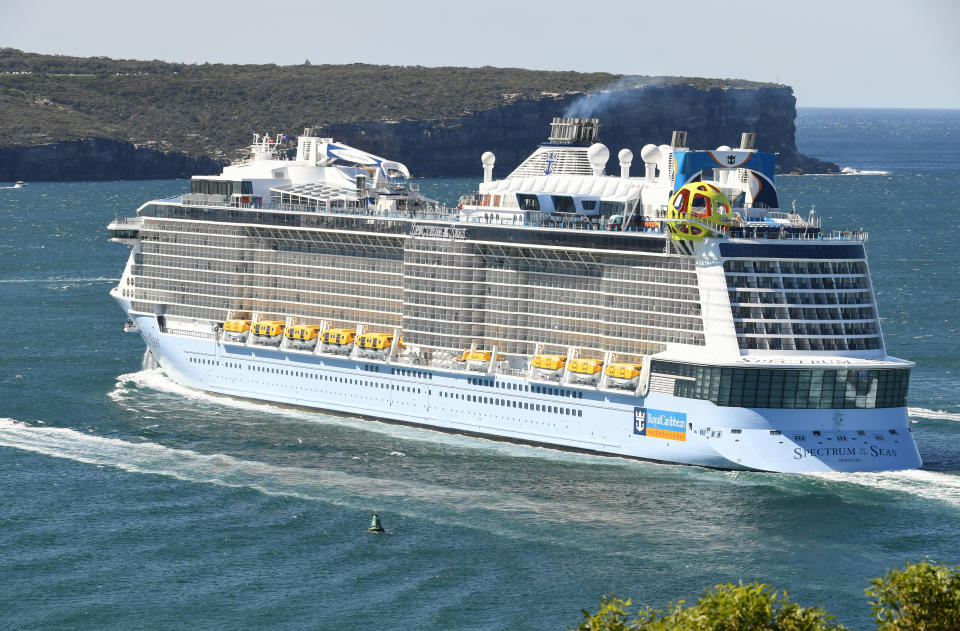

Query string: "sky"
[1, 0, 958, 108]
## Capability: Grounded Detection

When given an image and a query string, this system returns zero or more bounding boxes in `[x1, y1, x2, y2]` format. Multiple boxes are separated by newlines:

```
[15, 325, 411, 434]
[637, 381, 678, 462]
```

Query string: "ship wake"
[0, 417, 523, 507]
[810, 469, 960, 508]
[909, 407, 960, 423]
[0, 417, 662, 542]
[0, 276, 119, 284]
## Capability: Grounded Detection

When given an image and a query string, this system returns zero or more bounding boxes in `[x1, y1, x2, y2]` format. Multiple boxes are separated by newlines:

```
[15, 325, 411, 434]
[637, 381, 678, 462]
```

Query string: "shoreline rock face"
[319, 86, 838, 177]
[0, 85, 837, 181]
[0, 138, 227, 181]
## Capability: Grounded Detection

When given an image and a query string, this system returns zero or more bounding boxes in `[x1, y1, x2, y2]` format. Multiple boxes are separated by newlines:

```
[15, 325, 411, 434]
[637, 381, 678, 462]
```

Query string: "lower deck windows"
[651, 360, 909, 409]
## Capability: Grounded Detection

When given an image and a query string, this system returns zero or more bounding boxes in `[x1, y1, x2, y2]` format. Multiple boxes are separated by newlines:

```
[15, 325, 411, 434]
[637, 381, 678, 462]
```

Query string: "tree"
[866, 560, 960, 631]
[575, 595, 636, 631]
[575, 582, 843, 631]
[576, 561, 960, 630]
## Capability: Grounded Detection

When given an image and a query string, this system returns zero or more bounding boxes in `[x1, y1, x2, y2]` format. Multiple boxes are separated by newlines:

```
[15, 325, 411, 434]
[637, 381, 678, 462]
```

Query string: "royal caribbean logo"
[634, 407, 687, 442]
[544, 152, 556, 174]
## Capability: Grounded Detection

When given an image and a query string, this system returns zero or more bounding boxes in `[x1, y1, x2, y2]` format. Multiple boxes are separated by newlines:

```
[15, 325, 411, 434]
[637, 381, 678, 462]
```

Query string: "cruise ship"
[108, 120, 920, 472]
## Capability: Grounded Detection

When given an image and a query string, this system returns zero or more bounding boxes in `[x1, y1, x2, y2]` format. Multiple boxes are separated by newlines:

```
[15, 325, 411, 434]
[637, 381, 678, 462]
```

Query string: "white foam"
[840, 167, 891, 175]
[0, 277, 119, 284]
[811, 469, 960, 508]
[909, 407, 960, 423]
[0, 418, 648, 536]
[0, 417, 472, 504]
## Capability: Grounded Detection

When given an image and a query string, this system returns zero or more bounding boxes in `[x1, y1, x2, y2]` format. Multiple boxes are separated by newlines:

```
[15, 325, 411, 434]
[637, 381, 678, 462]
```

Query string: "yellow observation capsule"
[667, 182, 732, 241]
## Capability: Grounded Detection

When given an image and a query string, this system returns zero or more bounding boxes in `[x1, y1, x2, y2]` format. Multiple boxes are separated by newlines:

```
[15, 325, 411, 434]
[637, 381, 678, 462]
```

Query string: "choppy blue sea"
[1, 108, 958, 630]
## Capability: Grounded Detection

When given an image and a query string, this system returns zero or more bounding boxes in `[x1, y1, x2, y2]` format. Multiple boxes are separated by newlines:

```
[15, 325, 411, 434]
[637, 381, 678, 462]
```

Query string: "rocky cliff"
[0, 84, 836, 182]
[318, 85, 837, 178]
[0, 138, 226, 181]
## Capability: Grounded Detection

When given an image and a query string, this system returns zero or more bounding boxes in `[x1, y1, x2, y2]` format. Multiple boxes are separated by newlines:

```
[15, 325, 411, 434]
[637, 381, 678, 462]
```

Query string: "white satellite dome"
[587, 143, 609, 176]
[481, 151, 496, 167]
[587, 143, 609, 164]
[639, 143, 660, 164]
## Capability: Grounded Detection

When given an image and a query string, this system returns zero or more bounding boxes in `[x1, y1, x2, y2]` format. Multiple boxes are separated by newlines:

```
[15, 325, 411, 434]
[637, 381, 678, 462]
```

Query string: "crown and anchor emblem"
[634, 408, 646, 433]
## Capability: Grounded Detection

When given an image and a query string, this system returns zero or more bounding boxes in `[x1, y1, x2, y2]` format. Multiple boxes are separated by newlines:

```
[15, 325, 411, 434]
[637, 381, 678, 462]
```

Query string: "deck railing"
[145, 196, 873, 242]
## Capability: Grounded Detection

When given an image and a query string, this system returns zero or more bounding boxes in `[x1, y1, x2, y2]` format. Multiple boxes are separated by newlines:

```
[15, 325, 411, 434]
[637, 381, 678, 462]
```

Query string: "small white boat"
[12, 181, 25, 188]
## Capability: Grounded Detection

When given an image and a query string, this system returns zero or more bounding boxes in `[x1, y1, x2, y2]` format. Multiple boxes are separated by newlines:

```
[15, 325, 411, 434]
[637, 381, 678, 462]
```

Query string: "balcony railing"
[138, 195, 874, 244]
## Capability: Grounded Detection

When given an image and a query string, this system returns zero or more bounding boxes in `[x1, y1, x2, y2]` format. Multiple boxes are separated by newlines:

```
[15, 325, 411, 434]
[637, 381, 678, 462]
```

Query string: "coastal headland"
[0, 48, 837, 181]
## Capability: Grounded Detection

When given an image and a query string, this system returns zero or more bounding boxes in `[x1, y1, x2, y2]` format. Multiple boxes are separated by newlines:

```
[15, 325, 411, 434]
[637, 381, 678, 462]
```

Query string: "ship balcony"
[107, 216, 143, 242]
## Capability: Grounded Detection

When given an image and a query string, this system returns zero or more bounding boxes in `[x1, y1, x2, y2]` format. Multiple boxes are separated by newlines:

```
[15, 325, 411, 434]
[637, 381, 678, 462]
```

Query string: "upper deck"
[140, 118, 870, 250]
[137, 192, 867, 250]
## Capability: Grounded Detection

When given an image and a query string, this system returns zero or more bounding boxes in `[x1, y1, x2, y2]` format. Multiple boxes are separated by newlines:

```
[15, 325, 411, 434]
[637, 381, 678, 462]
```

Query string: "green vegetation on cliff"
[0, 48, 779, 159]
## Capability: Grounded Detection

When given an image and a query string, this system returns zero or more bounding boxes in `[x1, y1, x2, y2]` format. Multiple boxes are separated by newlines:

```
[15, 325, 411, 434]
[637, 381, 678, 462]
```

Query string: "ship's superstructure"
[109, 120, 920, 472]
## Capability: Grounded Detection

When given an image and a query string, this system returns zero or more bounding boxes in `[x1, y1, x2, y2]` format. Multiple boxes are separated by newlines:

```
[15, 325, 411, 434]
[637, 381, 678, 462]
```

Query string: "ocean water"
[1, 109, 959, 630]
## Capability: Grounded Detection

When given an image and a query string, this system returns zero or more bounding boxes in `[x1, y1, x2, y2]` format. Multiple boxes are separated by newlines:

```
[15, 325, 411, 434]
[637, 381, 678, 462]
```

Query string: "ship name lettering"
[794, 446, 897, 460]
[793, 446, 858, 460]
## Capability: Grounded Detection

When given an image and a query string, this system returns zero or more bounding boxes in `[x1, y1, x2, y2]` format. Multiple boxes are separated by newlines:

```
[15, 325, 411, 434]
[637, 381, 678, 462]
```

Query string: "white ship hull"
[125, 308, 921, 473]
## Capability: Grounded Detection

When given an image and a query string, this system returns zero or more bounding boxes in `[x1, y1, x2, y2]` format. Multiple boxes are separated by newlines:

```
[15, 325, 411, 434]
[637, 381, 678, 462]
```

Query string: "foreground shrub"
[575, 583, 843, 630]
[576, 560, 960, 630]
[865, 560, 960, 630]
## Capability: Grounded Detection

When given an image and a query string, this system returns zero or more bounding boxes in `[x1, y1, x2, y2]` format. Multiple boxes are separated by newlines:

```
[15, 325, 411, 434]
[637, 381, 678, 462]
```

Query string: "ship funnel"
[548, 117, 599, 145]
[671, 130, 688, 148]
[618, 148, 633, 179]
[481, 151, 496, 183]
[739, 132, 756, 150]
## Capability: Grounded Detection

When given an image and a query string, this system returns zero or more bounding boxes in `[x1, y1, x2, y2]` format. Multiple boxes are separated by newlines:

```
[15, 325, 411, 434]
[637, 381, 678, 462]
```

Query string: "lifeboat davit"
[251, 320, 285, 346]
[223, 318, 251, 342]
[530, 354, 567, 381]
[567, 358, 604, 384]
[604, 362, 643, 389]
[463, 350, 502, 371]
[285, 324, 321, 350]
[320, 328, 356, 354]
[357, 332, 404, 358]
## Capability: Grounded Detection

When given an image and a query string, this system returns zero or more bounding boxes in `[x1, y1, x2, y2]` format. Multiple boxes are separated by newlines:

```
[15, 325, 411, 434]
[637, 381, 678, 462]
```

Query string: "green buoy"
[367, 512, 386, 534]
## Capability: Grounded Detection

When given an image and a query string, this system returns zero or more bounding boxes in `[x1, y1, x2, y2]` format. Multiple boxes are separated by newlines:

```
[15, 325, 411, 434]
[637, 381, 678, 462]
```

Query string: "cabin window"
[581, 200, 597, 211]
[190, 179, 251, 196]
[517, 194, 540, 210]
[598, 201, 624, 215]
[551, 195, 576, 213]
